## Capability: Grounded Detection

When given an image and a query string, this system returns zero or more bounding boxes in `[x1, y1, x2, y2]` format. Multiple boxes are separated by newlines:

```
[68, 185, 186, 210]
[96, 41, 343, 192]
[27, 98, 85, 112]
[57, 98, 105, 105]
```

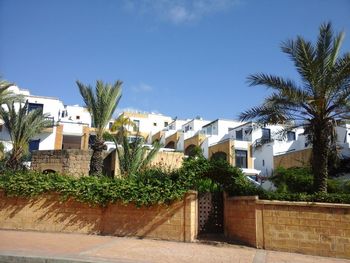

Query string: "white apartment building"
[0, 86, 92, 153]
[226, 122, 308, 177]
[115, 110, 173, 144]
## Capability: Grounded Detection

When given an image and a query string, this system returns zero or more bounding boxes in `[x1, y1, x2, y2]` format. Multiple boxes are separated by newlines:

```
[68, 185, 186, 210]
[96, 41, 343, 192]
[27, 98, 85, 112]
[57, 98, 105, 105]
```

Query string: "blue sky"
[0, 0, 349, 120]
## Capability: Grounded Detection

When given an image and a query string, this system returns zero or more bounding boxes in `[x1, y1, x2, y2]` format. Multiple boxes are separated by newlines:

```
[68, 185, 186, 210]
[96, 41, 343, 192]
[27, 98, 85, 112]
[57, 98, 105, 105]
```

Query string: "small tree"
[0, 102, 52, 170]
[114, 129, 161, 177]
[77, 80, 122, 176]
[110, 115, 136, 144]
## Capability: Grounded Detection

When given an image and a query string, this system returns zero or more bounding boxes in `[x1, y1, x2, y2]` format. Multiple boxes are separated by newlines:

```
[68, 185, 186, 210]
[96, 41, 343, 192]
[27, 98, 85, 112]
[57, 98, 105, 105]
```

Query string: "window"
[108, 122, 113, 130]
[76, 116, 80, 120]
[164, 122, 168, 127]
[287, 131, 296, 141]
[153, 122, 157, 126]
[207, 126, 212, 135]
[184, 126, 190, 132]
[235, 150, 247, 168]
[236, 129, 243, 140]
[61, 110, 68, 118]
[261, 128, 271, 141]
[28, 139, 40, 152]
[28, 103, 43, 113]
[262, 160, 265, 166]
[133, 120, 140, 132]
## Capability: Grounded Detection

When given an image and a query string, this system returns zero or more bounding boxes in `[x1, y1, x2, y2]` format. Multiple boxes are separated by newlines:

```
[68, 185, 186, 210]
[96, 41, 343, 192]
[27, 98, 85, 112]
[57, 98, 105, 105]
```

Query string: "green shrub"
[259, 191, 350, 204]
[270, 167, 346, 194]
[0, 169, 189, 206]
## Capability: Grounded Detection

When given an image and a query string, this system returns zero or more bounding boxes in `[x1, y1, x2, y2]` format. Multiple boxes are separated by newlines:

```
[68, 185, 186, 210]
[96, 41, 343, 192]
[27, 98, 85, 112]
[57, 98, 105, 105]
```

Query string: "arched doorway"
[165, 141, 175, 149]
[185, 144, 196, 156]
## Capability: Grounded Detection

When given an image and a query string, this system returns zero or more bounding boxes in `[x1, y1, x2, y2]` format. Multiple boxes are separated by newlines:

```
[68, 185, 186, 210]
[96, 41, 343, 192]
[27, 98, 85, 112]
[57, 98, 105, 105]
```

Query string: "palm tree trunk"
[312, 123, 329, 193]
[6, 148, 23, 170]
[89, 138, 106, 176]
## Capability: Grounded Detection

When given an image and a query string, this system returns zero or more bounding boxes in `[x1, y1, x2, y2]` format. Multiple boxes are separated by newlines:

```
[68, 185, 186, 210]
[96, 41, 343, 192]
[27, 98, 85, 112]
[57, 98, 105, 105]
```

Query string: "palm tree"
[0, 102, 52, 170]
[110, 115, 137, 143]
[115, 128, 161, 177]
[0, 78, 19, 105]
[240, 22, 350, 193]
[77, 80, 122, 176]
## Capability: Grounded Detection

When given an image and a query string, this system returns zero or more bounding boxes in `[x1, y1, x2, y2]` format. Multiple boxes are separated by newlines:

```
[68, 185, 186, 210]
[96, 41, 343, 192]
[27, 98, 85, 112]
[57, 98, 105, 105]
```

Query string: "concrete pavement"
[0, 230, 349, 263]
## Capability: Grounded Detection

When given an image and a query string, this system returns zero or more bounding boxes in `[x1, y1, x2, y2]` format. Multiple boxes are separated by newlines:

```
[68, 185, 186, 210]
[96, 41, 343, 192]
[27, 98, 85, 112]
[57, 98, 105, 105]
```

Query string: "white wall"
[203, 120, 242, 137]
[60, 105, 91, 126]
[254, 143, 274, 177]
[124, 112, 173, 135]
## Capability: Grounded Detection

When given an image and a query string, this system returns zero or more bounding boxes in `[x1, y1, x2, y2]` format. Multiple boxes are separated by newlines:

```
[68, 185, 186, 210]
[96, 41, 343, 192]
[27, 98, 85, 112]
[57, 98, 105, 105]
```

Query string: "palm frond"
[77, 80, 122, 140]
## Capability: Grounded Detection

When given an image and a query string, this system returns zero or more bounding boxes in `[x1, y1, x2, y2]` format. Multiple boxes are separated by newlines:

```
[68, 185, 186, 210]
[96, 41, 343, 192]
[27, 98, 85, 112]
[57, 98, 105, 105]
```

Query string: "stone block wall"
[224, 195, 350, 259]
[148, 151, 184, 170]
[0, 191, 198, 242]
[273, 148, 312, 169]
[31, 149, 91, 177]
[224, 195, 258, 247]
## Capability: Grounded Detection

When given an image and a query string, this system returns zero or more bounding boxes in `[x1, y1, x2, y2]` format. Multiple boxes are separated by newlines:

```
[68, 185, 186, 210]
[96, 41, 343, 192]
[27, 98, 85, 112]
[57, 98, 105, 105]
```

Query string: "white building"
[0, 86, 92, 153]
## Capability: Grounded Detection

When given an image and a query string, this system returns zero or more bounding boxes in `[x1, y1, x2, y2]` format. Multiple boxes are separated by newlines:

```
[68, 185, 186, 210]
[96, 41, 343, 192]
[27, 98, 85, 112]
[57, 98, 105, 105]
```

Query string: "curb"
[0, 254, 134, 263]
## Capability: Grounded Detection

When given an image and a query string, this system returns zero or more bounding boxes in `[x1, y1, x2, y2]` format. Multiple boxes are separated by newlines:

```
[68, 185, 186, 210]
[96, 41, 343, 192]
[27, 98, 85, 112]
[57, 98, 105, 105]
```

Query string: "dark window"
[164, 122, 168, 127]
[236, 129, 243, 140]
[261, 128, 271, 141]
[235, 150, 247, 168]
[133, 120, 140, 132]
[76, 116, 80, 120]
[262, 160, 265, 166]
[109, 122, 113, 130]
[28, 103, 43, 113]
[153, 122, 157, 126]
[28, 139, 40, 152]
[287, 131, 296, 141]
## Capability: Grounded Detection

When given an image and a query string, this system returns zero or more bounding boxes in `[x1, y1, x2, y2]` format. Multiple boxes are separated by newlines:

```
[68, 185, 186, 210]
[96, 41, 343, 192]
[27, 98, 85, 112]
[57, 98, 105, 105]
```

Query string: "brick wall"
[224, 195, 350, 259]
[224, 195, 258, 246]
[0, 191, 198, 242]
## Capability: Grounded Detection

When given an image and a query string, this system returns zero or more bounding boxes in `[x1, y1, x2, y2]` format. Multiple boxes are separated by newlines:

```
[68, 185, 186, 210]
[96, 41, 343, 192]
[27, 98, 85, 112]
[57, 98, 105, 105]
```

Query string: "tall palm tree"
[0, 102, 52, 170]
[110, 115, 137, 143]
[77, 80, 122, 176]
[240, 22, 350, 193]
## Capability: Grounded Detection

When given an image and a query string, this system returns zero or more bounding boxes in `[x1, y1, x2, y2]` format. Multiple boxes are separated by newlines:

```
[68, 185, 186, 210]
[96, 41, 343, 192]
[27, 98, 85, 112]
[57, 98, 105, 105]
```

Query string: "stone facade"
[31, 149, 91, 177]
[0, 191, 198, 242]
[224, 195, 350, 259]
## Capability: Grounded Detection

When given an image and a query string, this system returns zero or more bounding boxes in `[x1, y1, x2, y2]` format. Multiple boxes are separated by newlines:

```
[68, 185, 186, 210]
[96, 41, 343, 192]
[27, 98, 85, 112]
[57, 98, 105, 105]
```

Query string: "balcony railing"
[253, 137, 274, 148]
[44, 116, 55, 127]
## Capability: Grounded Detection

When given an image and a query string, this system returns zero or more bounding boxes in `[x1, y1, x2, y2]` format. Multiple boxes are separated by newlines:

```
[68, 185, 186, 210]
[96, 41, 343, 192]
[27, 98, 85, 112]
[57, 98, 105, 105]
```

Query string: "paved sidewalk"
[0, 230, 349, 263]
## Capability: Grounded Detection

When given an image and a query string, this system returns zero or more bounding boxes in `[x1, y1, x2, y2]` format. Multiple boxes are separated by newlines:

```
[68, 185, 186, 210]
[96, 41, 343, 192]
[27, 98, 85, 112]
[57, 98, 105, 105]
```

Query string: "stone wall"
[148, 151, 184, 170]
[31, 149, 91, 177]
[0, 191, 198, 242]
[224, 195, 350, 259]
[224, 195, 258, 246]
[274, 148, 312, 169]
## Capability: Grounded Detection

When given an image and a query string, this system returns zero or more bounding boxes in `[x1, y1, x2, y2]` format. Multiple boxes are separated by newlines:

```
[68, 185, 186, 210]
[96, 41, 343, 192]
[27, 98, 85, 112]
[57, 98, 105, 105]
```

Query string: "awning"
[241, 168, 261, 176]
